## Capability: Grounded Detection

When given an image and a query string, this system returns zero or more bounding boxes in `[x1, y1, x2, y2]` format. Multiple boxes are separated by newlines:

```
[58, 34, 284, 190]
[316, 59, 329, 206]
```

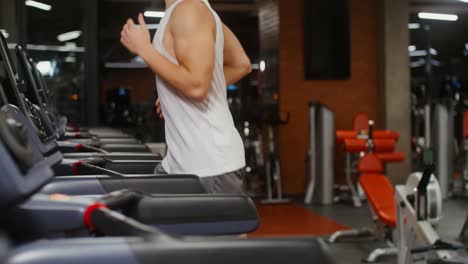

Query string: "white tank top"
[153, 0, 245, 177]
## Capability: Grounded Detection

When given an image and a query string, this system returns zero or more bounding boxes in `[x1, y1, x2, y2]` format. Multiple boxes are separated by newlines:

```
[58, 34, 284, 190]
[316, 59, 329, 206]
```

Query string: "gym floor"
[249, 199, 468, 264]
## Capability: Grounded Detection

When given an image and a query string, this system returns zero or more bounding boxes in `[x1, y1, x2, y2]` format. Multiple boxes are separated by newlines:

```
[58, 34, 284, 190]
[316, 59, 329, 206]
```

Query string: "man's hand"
[155, 98, 163, 119]
[120, 13, 152, 56]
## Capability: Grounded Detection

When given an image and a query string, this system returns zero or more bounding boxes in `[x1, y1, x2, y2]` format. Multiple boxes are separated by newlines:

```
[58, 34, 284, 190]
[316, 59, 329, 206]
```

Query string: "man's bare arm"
[223, 24, 252, 86]
[121, 2, 215, 102]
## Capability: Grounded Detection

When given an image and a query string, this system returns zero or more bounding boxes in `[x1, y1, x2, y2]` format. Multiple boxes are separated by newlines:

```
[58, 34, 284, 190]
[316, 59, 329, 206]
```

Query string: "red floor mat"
[248, 204, 350, 237]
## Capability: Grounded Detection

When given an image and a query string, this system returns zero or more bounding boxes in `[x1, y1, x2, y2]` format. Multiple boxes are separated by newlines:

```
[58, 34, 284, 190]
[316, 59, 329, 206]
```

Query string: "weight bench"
[359, 154, 397, 229]
[337, 137, 399, 207]
[335, 114, 401, 207]
[361, 153, 405, 227]
[329, 152, 404, 262]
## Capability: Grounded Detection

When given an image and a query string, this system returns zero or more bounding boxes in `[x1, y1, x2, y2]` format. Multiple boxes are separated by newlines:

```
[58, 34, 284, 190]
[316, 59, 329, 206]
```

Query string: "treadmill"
[0, 112, 260, 236]
[0, 116, 334, 263]
[0, 33, 153, 153]
[0, 44, 210, 195]
[0, 42, 167, 175]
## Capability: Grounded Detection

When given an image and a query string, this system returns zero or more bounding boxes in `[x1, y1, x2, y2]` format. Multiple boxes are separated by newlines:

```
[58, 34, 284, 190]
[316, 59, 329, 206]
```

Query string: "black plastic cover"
[100, 175, 206, 194]
[130, 236, 335, 264]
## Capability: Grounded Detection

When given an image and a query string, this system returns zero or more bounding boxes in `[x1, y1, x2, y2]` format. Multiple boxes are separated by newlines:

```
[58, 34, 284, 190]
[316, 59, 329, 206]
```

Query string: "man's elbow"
[243, 62, 252, 75]
[241, 58, 252, 75]
[187, 82, 210, 102]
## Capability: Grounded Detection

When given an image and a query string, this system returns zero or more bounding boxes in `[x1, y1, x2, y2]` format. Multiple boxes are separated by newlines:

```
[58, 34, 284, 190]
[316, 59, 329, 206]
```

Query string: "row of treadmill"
[0, 32, 334, 263]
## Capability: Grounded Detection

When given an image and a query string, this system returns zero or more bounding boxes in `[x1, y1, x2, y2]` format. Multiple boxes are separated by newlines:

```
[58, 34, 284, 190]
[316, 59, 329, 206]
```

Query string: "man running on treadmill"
[120, 0, 251, 193]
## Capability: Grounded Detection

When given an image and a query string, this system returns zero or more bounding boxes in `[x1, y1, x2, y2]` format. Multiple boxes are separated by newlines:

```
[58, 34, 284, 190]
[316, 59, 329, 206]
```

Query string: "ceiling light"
[64, 42, 77, 48]
[408, 23, 420, 29]
[259, 60, 266, 72]
[410, 50, 428, 57]
[132, 56, 145, 63]
[144, 11, 165, 18]
[458, 0, 468, 3]
[409, 49, 437, 57]
[57, 30, 82, 42]
[410, 58, 425, 68]
[36, 61, 52, 75]
[65, 56, 77, 63]
[408, 45, 416, 52]
[418, 12, 458, 21]
[147, 24, 159, 30]
[26, 44, 85, 52]
[25, 0, 52, 11]
[136, 24, 159, 30]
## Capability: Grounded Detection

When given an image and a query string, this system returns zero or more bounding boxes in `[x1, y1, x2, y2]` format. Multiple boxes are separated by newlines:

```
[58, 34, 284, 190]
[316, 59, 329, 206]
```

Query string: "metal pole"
[424, 104, 431, 148]
[304, 104, 316, 204]
[83, 0, 99, 126]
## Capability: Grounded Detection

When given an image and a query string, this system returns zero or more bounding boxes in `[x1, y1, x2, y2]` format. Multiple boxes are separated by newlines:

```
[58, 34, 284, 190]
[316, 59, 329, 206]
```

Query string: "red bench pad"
[359, 173, 396, 228]
[344, 139, 396, 153]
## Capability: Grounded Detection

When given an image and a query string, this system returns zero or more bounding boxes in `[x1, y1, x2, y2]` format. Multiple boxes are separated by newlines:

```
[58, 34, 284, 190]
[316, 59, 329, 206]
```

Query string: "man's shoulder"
[170, 0, 214, 32]
[172, 0, 211, 19]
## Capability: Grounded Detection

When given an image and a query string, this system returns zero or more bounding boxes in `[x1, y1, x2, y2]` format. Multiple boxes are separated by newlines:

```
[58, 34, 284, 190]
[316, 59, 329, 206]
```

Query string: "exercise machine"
[305, 102, 335, 205]
[333, 113, 400, 207]
[395, 165, 456, 264]
[0, 103, 262, 237]
[0, 41, 166, 175]
[329, 121, 405, 262]
[0, 104, 335, 264]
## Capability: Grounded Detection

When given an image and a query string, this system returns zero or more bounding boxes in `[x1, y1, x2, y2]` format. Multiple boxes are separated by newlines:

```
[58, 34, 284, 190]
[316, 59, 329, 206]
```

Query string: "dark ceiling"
[409, 0, 468, 55]
[410, 0, 468, 12]
[23, 0, 259, 64]
[25, 0, 84, 45]
[22, 0, 468, 66]
[412, 0, 464, 3]
[409, 0, 467, 86]
[97, 0, 259, 63]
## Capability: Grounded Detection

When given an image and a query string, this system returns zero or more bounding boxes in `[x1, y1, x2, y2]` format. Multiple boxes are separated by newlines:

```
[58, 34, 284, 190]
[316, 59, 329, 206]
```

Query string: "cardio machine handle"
[59, 141, 109, 154]
[416, 164, 436, 221]
[88, 206, 160, 237]
[417, 164, 435, 197]
[73, 159, 126, 179]
[85, 190, 161, 236]
[98, 189, 144, 211]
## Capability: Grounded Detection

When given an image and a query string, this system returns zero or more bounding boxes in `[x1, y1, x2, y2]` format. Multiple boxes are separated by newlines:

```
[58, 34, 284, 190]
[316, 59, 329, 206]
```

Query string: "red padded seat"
[358, 154, 397, 228]
[359, 174, 396, 228]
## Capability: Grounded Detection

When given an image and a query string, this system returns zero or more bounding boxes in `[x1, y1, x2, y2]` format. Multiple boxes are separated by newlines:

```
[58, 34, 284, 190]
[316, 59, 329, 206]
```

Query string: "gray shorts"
[154, 163, 245, 194]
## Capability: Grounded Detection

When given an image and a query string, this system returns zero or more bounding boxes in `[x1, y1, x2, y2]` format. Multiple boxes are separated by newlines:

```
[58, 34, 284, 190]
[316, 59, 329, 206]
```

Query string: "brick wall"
[279, 0, 380, 194]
